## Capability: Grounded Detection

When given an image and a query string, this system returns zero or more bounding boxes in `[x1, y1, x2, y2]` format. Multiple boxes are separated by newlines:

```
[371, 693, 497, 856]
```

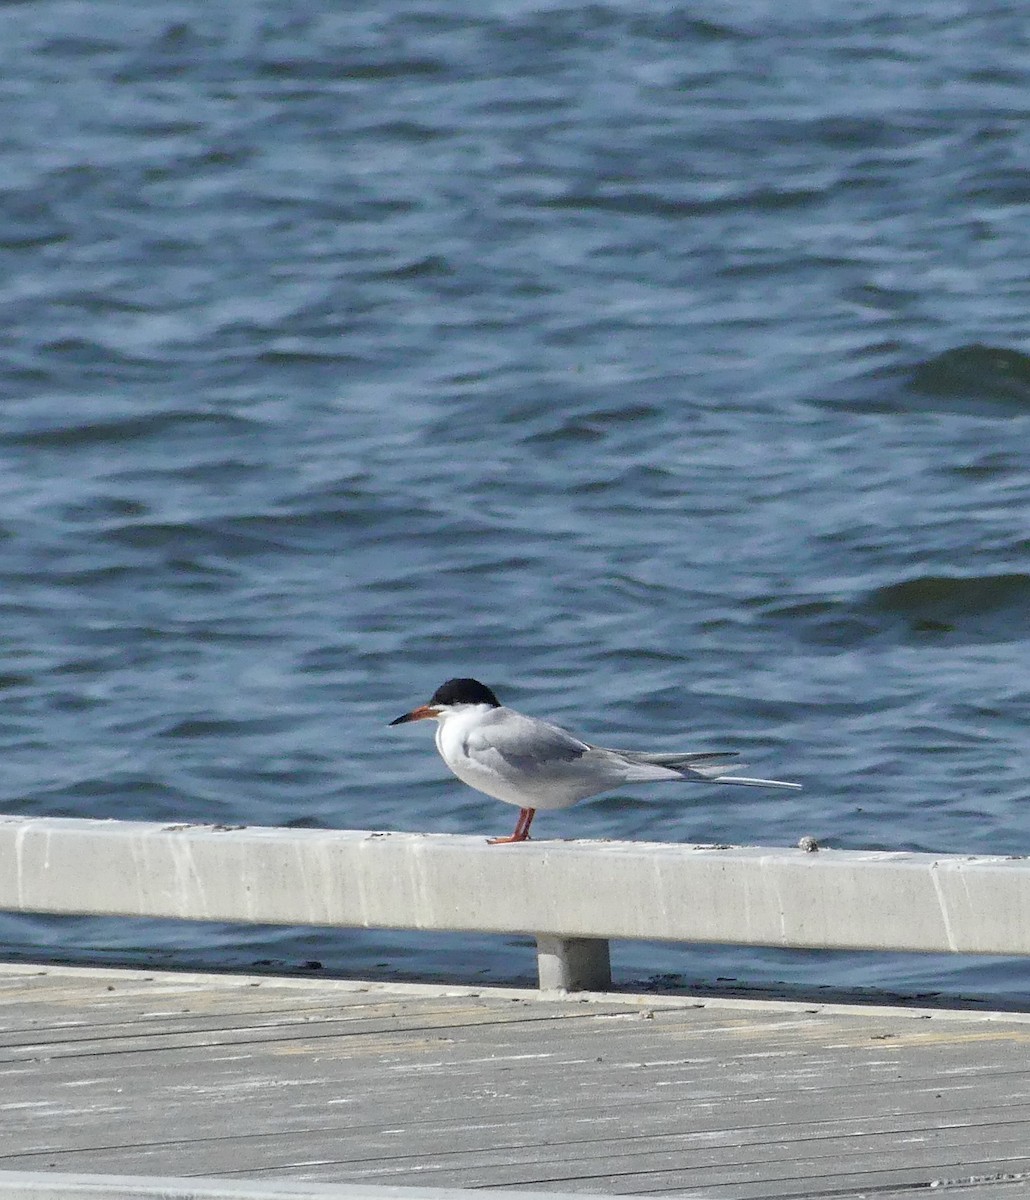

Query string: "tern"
[390, 677, 800, 843]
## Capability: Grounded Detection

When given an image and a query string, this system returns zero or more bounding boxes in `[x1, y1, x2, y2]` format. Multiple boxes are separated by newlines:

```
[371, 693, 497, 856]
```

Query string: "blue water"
[0, 1, 1028, 1002]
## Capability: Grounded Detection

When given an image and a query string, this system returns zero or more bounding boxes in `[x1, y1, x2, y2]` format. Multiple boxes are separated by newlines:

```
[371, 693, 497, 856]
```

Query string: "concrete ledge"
[0, 815, 1028, 957]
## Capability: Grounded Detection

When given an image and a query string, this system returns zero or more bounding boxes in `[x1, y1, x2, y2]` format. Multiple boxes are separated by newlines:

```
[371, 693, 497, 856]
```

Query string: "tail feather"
[612, 749, 799, 790]
[701, 773, 801, 791]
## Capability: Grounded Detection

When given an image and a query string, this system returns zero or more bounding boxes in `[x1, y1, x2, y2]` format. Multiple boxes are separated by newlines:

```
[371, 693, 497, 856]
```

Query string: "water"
[0, 1, 1027, 1002]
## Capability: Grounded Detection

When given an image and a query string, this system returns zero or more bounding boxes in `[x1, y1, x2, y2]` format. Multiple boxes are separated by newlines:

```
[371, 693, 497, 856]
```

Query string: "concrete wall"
[0, 815, 1027, 956]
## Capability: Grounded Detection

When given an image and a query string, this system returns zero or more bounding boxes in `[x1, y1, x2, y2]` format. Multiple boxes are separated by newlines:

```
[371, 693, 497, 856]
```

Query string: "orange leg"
[487, 807, 536, 844]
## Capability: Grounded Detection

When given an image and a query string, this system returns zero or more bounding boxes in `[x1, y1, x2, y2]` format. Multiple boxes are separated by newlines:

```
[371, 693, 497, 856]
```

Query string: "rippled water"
[0, 2, 1027, 1001]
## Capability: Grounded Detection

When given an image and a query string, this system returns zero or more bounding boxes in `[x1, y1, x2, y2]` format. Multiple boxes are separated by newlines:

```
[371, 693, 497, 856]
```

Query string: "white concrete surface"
[535, 935, 611, 990]
[0, 815, 1027, 959]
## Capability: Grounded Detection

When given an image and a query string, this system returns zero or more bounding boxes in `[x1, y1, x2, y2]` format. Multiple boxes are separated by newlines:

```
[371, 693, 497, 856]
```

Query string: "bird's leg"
[515, 807, 535, 840]
[487, 807, 536, 844]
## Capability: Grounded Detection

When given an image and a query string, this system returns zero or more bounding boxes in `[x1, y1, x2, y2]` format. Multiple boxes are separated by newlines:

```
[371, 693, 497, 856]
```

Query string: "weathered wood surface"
[0, 965, 1029, 1198]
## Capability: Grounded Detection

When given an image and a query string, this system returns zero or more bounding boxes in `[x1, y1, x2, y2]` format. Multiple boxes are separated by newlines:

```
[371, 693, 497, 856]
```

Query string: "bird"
[389, 677, 800, 844]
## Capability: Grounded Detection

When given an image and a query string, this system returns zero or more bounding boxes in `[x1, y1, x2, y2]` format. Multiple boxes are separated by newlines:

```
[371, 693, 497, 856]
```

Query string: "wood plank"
[0, 966, 1027, 1197]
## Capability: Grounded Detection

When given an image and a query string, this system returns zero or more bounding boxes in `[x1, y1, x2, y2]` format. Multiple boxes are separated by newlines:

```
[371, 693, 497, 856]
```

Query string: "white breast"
[433, 706, 527, 808]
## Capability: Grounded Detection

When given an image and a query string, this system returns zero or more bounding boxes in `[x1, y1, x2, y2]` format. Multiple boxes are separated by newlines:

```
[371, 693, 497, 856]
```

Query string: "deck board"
[0, 965, 1028, 1198]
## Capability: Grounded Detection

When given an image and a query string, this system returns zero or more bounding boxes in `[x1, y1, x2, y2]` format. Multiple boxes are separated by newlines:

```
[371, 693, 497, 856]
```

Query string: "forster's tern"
[390, 677, 800, 843]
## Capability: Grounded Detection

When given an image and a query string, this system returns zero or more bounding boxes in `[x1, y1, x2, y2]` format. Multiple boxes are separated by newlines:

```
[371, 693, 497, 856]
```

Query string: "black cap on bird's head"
[429, 678, 501, 708]
[389, 677, 502, 725]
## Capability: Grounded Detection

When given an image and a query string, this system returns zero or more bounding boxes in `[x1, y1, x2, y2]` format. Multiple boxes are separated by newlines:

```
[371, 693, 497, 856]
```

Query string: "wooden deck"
[0, 965, 1029, 1198]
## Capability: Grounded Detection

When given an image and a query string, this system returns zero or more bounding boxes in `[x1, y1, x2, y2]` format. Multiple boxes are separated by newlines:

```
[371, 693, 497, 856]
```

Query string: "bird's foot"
[488, 806, 536, 844]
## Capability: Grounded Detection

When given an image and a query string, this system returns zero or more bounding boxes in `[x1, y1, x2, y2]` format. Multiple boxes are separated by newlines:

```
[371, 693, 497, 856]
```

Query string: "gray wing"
[603, 746, 800, 789]
[466, 710, 590, 774]
[610, 750, 739, 767]
[606, 748, 740, 779]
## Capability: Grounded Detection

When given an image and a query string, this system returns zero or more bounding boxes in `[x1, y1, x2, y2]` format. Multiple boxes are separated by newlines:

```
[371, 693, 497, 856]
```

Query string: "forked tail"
[615, 749, 800, 789]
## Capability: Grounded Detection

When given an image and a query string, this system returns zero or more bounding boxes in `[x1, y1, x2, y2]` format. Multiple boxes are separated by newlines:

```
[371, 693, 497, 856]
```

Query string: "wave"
[867, 572, 1030, 638]
[3, 408, 253, 449]
[905, 344, 1030, 413]
[764, 572, 1030, 646]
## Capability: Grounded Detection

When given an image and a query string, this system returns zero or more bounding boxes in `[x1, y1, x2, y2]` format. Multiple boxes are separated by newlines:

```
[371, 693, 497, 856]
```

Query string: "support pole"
[535, 935, 611, 992]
